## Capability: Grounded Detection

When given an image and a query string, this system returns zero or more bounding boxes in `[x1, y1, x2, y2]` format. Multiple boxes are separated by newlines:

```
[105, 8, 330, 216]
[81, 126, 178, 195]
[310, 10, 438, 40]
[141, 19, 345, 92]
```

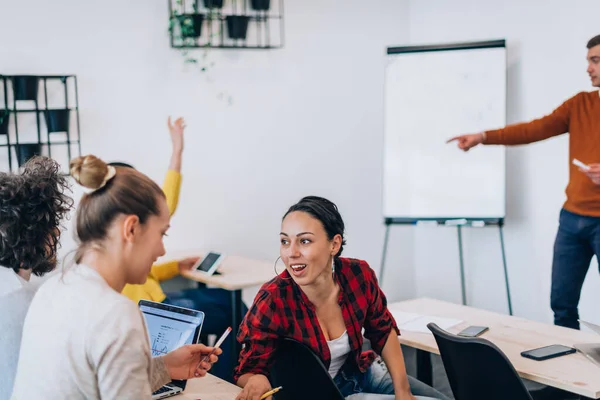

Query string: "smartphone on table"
[457, 325, 489, 337]
[521, 344, 576, 361]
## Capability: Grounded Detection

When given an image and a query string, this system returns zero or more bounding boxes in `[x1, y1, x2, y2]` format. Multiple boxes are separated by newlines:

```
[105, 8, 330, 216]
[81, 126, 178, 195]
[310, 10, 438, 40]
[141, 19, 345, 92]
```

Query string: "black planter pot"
[250, 0, 270, 11]
[0, 110, 9, 136]
[203, 0, 224, 8]
[178, 13, 205, 38]
[12, 76, 39, 101]
[226, 16, 250, 39]
[45, 109, 71, 133]
[16, 143, 41, 167]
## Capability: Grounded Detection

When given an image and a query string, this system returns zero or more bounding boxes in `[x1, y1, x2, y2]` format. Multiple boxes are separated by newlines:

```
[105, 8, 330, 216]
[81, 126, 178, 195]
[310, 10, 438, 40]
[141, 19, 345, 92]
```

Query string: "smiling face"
[587, 44, 600, 87]
[279, 211, 342, 287]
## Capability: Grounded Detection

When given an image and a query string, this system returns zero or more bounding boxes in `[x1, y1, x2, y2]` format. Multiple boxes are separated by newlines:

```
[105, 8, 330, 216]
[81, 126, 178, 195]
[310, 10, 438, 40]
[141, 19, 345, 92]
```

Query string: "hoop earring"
[274, 256, 293, 280]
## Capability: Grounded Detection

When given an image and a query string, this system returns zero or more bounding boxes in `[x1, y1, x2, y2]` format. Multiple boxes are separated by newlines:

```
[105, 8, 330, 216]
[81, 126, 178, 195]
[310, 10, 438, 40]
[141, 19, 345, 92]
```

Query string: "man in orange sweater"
[448, 34, 600, 330]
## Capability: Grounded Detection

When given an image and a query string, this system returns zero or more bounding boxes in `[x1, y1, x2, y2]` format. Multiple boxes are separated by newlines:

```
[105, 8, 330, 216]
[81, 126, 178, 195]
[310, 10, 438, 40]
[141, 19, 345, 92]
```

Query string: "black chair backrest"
[270, 337, 345, 400]
[427, 323, 533, 400]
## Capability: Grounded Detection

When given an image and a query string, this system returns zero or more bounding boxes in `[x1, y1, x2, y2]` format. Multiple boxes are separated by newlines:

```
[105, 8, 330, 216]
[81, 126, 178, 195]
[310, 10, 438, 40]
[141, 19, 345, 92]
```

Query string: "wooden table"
[390, 298, 600, 398]
[174, 373, 241, 399]
[180, 255, 275, 291]
[176, 252, 274, 376]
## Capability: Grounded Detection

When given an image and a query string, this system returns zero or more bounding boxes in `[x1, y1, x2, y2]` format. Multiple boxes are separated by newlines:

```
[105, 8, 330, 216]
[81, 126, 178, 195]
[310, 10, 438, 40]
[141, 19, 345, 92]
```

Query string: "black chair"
[427, 322, 533, 400]
[270, 337, 345, 400]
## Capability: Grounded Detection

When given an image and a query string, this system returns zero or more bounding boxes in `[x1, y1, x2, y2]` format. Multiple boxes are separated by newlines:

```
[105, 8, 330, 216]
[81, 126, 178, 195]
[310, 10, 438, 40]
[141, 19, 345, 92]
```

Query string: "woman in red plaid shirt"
[233, 196, 449, 400]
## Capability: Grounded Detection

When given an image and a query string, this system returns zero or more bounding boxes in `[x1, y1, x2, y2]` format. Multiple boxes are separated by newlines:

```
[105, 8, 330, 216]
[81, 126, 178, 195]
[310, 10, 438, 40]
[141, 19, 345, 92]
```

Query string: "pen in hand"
[259, 386, 283, 400]
[196, 326, 231, 371]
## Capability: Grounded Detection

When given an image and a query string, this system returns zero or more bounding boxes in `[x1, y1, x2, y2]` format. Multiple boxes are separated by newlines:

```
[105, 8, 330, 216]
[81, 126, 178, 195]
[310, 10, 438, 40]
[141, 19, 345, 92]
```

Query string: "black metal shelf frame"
[0, 74, 82, 171]
[168, 0, 284, 49]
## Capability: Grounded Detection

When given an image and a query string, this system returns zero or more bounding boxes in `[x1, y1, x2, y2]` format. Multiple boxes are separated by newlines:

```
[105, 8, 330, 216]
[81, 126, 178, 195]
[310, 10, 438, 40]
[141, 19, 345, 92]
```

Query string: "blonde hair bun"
[69, 155, 116, 191]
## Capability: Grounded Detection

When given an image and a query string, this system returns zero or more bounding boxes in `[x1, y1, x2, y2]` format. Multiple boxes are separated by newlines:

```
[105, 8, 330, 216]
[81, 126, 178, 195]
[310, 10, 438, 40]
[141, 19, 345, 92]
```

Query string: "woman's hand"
[235, 374, 272, 400]
[163, 344, 221, 379]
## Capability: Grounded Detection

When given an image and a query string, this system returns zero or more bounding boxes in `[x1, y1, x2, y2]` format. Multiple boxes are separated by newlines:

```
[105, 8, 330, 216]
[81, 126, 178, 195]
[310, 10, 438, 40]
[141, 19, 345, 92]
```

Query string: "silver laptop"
[575, 319, 600, 368]
[139, 300, 205, 399]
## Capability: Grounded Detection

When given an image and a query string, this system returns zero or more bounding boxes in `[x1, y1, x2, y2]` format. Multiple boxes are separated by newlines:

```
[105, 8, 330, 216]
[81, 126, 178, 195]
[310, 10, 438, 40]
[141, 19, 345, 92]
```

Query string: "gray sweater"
[0, 268, 36, 400]
[10, 265, 170, 399]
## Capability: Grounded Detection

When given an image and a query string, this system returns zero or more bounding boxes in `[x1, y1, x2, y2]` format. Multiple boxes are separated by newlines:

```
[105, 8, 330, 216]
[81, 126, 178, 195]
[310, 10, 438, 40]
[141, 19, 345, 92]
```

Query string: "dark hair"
[0, 156, 73, 276]
[587, 34, 600, 49]
[283, 196, 347, 257]
[107, 161, 135, 169]
[70, 155, 165, 263]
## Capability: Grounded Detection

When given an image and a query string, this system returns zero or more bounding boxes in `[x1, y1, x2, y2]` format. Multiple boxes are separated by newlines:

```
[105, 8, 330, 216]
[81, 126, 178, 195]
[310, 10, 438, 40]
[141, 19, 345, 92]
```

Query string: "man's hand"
[178, 256, 200, 273]
[163, 343, 221, 380]
[446, 133, 485, 151]
[235, 374, 272, 400]
[168, 116, 186, 154]
[583, 164, 600, 185]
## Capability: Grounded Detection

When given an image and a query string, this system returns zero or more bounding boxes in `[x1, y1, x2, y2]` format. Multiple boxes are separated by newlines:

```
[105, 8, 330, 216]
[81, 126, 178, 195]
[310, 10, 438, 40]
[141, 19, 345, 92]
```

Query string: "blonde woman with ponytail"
[11, 155, 221, 399]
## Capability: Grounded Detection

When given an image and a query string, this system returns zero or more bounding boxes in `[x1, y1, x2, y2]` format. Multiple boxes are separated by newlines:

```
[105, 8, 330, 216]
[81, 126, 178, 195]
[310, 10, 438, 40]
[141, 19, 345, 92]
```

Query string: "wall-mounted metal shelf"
[0, 75, 82, 172]
[169, 0, 284, 49]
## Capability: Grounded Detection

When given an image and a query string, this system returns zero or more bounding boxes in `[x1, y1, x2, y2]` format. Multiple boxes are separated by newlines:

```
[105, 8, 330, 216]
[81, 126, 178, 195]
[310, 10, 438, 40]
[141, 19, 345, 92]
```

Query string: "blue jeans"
[333, 356, 450, 400]
[163, 287, 248, 382]
[550, 208, 600, 330]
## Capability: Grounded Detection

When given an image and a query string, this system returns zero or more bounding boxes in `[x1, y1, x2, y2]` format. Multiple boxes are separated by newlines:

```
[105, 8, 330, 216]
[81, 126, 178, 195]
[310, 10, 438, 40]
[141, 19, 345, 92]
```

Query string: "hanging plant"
[177, 13, 205, 38]
[168, 0, 233, 105]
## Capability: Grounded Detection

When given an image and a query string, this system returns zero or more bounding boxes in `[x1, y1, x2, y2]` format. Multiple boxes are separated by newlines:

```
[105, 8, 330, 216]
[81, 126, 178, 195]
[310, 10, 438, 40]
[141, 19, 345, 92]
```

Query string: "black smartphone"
[457, 325, 489, 337]
[521, 344, 576, 361]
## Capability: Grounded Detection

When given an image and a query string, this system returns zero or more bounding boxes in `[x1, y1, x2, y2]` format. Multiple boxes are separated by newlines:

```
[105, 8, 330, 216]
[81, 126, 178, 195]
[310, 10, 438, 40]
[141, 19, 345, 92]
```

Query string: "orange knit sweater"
[485, 90, 600, 216]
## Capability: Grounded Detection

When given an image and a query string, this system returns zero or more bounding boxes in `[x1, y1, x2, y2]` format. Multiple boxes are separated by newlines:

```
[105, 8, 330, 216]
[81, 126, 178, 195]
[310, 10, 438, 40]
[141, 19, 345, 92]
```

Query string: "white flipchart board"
[383, 40, 506, 221]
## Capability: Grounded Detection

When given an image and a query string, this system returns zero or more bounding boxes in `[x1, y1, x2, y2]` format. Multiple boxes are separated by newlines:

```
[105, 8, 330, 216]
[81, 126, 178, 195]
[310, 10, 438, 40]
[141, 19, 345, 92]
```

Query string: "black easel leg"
[380, 222, 391, 285]
[457, 226, 467, 306]
[499, 224, 513, 315]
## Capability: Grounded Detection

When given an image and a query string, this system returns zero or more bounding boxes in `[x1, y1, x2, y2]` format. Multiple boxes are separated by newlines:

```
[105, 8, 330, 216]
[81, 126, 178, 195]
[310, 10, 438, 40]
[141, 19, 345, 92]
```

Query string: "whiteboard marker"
[573, 158, 591, 171]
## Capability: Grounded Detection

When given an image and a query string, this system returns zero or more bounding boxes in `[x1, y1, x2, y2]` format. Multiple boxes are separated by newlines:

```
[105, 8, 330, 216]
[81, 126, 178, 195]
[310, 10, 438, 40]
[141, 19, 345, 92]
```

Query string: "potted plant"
[226, 15, 250, 39]
[16, 143, 41, 167]
[177, 13, 205, 38]
[45, 109, 71, 133]
[250, 0, 270, 11]
[11, 76, 40, 101]
[203, 0, 224, 8]
[0, 110, 8, 136]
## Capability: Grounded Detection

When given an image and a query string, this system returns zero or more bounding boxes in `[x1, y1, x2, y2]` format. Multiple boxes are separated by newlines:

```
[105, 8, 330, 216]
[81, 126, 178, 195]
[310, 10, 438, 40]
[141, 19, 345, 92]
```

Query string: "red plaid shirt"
[233, 257, 400, 382]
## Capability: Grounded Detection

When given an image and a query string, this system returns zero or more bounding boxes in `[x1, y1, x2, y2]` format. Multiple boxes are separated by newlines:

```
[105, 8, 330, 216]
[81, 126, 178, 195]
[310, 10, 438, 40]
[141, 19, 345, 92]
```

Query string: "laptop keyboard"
[152, 386, 173, 395]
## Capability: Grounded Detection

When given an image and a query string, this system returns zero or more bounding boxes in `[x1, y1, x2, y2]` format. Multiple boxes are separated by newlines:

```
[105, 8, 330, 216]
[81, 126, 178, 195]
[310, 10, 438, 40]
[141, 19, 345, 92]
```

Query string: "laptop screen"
[139, 301, 205, 358]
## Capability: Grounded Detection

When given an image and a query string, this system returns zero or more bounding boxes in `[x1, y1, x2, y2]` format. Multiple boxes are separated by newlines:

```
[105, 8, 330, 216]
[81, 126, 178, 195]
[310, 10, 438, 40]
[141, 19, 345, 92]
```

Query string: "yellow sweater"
[121, 169, 182, 303]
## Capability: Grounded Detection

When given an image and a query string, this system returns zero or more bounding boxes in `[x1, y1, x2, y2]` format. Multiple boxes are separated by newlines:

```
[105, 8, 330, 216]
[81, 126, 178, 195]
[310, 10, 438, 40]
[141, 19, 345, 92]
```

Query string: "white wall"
[405, 0, 600, 323]
[0, 1, 414, 302]
[8, 1, 592, 326]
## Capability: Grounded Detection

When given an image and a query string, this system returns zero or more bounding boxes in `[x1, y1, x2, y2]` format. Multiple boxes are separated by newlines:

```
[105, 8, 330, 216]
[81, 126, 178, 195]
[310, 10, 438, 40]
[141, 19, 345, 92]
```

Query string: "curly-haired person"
[0, 156, 73, 400]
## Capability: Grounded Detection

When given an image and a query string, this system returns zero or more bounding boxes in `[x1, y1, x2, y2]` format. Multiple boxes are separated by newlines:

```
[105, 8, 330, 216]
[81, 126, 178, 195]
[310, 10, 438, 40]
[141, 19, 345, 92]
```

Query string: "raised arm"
[162, 116, 185, 216]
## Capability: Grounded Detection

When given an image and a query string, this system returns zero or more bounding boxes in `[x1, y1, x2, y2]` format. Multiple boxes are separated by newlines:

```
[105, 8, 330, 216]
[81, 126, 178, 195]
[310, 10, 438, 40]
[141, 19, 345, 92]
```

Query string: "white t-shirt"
[327, 330, 351, 378]
[0, 267, 36, 400]
[11, 264, 169, 399]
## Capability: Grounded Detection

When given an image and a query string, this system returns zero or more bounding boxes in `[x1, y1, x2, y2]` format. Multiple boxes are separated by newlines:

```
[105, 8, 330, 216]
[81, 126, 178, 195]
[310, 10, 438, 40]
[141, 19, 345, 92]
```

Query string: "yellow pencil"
[259, 386, 282, 399]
